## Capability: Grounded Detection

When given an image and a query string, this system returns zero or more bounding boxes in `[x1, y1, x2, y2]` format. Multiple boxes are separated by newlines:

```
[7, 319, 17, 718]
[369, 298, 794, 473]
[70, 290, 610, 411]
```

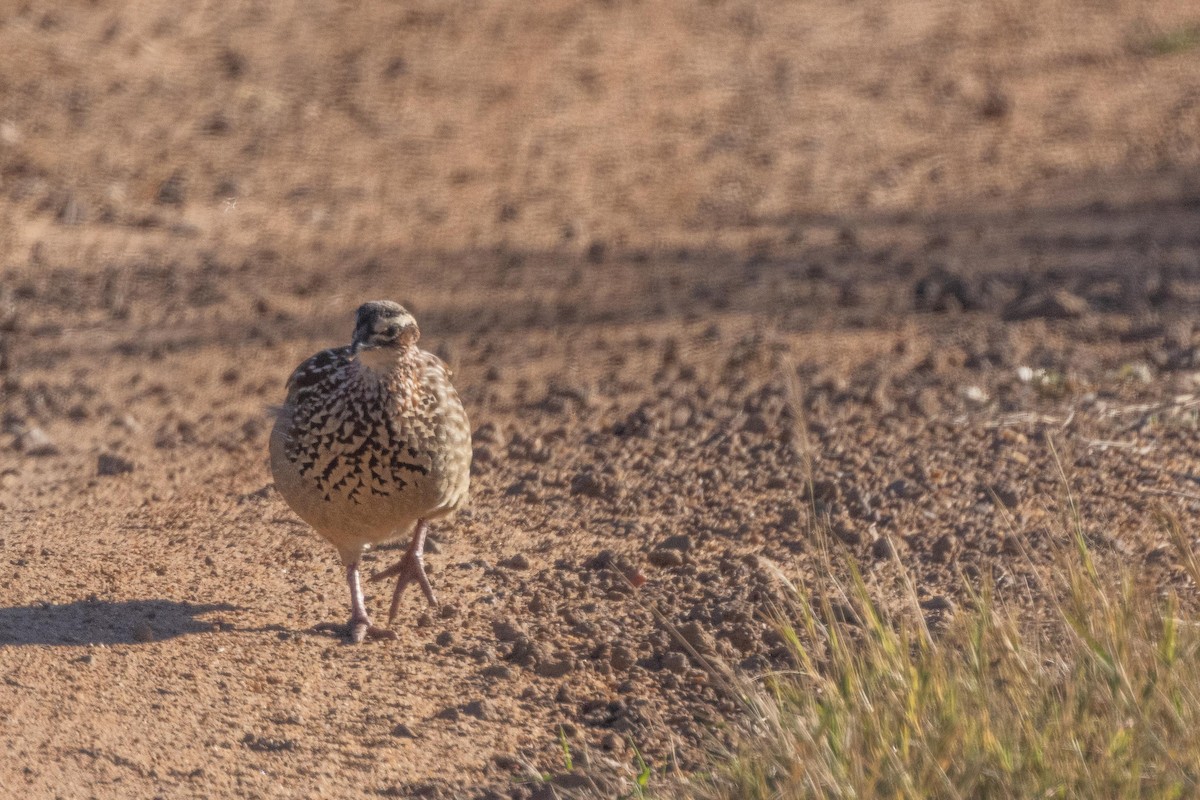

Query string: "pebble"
[18, 427, 58, 456]
[97, 452, 136, 476]
[870, 536, 895, 560]
[663, 652, 689, 674]
[647, 549, 683, 568]
[463, 700, 495, 720]
[676, 621, 716, 656]
[499, 553, 530, 570]
[920, 595, 955, 612]
[535, 656, 575, 678]
[390, 723, 417, 739]
[480, 664, 514, 680]
[609, 645, 635, 672]
[659, 534, 693, 552]
[492, 619, 525, 642]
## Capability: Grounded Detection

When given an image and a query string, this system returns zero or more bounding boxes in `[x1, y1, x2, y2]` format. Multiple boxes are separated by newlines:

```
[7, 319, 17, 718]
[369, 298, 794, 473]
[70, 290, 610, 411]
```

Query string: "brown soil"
[3, 1, 1200, 797]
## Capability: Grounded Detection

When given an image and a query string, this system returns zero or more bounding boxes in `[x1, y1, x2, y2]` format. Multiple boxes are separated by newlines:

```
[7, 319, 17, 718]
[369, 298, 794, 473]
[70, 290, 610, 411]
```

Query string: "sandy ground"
[3, 0, 1200, 797]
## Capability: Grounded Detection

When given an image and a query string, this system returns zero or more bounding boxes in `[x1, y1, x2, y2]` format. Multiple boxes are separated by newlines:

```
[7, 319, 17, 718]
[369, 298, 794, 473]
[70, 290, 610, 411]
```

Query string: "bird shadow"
[0, 598, 242, 646]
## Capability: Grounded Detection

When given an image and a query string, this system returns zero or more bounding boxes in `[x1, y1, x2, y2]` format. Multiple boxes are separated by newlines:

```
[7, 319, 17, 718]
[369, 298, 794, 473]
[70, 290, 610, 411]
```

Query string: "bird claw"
[349, 619, 398, 644]
[372, 550, 438, 623]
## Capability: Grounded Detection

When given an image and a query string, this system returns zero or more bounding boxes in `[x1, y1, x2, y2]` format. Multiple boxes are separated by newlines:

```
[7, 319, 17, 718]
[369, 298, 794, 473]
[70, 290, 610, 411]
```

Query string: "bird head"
[351, 301, 420, 367]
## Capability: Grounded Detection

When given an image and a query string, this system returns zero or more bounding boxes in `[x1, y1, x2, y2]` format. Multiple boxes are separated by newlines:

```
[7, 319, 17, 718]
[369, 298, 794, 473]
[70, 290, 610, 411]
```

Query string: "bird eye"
[384, 324, 400, 339]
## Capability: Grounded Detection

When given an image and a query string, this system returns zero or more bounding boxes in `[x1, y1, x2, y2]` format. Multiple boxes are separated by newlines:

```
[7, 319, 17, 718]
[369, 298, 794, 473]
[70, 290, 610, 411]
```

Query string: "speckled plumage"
[270, 301, 471, 641]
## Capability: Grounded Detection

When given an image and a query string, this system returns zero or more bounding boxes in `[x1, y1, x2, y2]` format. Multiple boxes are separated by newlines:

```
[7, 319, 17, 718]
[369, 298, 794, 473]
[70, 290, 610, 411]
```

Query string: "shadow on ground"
[0, 598, 240, 646]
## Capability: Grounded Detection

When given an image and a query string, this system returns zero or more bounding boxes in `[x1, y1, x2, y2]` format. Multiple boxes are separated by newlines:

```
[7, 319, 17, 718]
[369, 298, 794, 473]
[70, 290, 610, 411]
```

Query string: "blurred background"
[2, 0, 1198, 278]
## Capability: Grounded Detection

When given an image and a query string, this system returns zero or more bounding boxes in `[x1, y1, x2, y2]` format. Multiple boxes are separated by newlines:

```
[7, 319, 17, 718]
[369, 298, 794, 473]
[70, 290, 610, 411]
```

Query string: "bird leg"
[370, 520, 438, 624]
[346, 562, 397, 643]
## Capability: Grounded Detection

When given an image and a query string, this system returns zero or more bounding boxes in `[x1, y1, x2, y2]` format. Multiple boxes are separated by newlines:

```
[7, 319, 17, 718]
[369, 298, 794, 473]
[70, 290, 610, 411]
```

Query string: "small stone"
[492, 619, 526, 643]
[499, 553, 530, 570]
[97, 452, 135, 476]
[609, 645, 636, 672]
[132, 623, 155, 643]
[676, 621, 716, 656]
[659, 534, 693, 552]
[870, 537, 895, 560]
[480, 664, 514, 679]
[435, 706, 460, 722]
[390, 723, 418, 738]
[463, 700, 495, 720]
[962, 385, 989, 406]
[647, 549, 683, 568]
[553, 773, 590, 790]
[990, 484, 1020, 509]
[435, 631, 454, 647]
[663, 652, 688, 674]
[18, 427, 58, 456]
[1003, 289, 1088, 321]
[535, 656, 575, 678]
[931, 534, 957, 563]
[920, 595, 955, 613]
[492, 753, 521, 771]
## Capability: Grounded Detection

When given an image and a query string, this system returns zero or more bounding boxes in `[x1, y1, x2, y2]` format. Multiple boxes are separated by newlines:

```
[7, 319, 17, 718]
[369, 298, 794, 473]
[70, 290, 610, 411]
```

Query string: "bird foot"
[349, 617, 398, 644]
[370, 549, 438, 623]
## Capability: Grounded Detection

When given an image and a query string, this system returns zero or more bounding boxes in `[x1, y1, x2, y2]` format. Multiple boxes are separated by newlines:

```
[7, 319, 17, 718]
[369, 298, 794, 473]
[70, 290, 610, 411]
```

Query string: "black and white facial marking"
[351, 301, 420, 360]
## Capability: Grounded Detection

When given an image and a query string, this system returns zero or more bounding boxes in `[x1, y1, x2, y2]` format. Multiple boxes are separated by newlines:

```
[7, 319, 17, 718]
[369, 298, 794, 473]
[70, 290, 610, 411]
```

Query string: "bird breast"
[270, 348, 470, 538]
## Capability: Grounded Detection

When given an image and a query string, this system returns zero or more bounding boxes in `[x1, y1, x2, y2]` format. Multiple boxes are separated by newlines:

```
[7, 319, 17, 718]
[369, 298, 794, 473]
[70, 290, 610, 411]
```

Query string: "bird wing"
[283, 346, 355, 405]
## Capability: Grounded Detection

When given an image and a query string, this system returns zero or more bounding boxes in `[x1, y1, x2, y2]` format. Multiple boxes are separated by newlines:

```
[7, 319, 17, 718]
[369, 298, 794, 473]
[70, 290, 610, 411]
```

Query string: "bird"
[269, 300, 471, 643]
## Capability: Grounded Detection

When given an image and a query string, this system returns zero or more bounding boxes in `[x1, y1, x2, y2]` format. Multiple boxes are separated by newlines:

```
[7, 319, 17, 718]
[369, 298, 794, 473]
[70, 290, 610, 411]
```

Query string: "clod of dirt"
[390, 723, 418, 738]
[980, 85, 1012, 119]
[132, 623, 155, 643]
[609, 645, 636, 672]
[570, 468, 619, 500]
[675, 621, 716, 656]
[648, 549, 684, 568]
[870, 536, 896, 560]
[492, 619, 526, 643]
[508, 637, 543, 668]
[156, 172, 187, 206]
[492, 753, 522, 771]
[920, 596, 955, 613]
[434, 706, 460, 722]
[535, 655, 575, 678]
[17, 427, 58, 456]
[659, 534, 694, 552]
[463, 700, 495, 720]
[931, 534, 958, 563]
[499, 553, 530, 570]
[241, 733, 297, 753]
[1003, 288, 1089, 321]
[480, 665, 513, 680]
[97, 452, 135, 476]
[663, 652, 689, 674]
